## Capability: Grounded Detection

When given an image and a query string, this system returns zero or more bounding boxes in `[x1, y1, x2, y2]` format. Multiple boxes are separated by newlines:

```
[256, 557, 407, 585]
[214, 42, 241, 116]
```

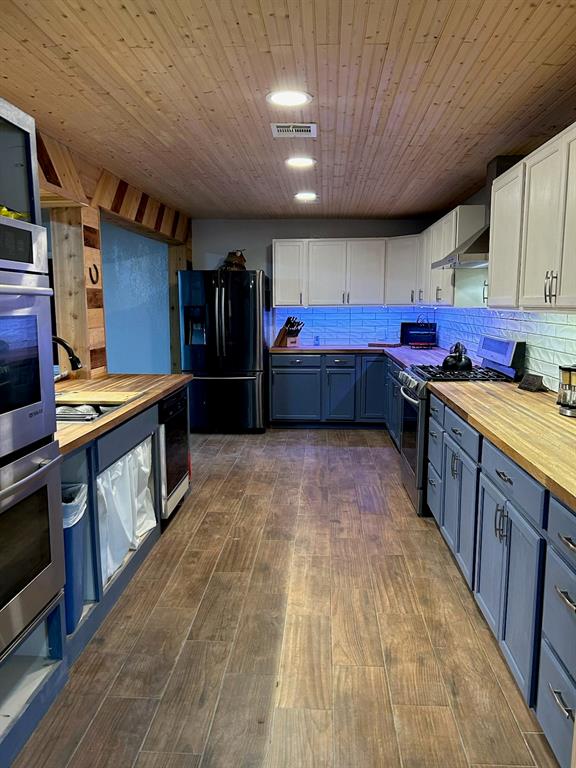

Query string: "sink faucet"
[53, 336, 83, 371]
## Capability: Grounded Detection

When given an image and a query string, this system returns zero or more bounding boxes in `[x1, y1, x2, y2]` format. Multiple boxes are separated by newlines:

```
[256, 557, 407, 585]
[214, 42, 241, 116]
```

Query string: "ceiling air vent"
[270, 122, 317, 138]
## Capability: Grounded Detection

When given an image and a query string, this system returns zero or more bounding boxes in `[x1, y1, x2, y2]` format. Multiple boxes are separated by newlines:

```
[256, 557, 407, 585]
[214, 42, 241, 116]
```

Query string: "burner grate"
[412, 365, 510, 382]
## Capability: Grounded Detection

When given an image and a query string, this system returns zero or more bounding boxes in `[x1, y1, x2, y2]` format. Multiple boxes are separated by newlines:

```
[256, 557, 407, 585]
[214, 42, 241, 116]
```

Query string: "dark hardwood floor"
[13, 429, 558, 768]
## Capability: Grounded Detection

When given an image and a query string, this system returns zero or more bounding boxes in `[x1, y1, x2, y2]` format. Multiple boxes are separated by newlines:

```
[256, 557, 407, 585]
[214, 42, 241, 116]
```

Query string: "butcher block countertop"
[429, 381, 576, 511]
[55, 374, 193, 455]
[270, 344, 450, 367]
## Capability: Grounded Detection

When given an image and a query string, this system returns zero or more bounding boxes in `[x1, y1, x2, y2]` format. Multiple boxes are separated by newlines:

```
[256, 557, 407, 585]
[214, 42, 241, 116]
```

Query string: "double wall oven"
[0, 96, 63, 658]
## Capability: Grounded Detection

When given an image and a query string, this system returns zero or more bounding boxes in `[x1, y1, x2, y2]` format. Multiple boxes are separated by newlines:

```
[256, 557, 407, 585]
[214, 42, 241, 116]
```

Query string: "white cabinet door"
[558, 127, 576, 308]
[520, 139, 563, 307]
[416, 232, 431, 303]
[308, 239, 347, 305]
[488, 164, 525, 307]
[346, 239, 386, 305]
[384, 236, 419, 305]
[441, 210, 457, 255]
[273, 240, 307, 307]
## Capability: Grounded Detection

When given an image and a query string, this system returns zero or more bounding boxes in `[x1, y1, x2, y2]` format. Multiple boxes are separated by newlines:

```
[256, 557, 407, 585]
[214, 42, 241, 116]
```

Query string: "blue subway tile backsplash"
[273, 305, 576, 390]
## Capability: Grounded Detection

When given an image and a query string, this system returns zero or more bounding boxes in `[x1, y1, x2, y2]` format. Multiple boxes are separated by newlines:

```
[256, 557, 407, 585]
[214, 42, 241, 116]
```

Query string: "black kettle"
[442, 342, 473, 372]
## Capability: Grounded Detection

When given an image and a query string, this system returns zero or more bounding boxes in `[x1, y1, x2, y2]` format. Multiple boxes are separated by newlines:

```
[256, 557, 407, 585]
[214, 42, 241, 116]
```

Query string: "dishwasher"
[159, 388, 190, 519]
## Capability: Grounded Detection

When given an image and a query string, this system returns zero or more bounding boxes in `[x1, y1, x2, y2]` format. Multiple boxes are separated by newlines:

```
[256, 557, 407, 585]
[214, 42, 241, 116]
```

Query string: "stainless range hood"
[432, 156, 522, 270]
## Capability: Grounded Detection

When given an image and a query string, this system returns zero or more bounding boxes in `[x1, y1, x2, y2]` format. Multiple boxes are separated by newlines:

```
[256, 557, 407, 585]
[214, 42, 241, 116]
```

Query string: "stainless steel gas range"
[397, 336, 525, 516]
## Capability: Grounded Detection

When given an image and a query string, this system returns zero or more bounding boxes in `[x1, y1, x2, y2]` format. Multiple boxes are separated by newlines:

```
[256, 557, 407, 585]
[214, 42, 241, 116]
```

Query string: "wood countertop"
[270, 344, 450, 368]
[428, 381, 576, 511]
[55, 374, 193, 455]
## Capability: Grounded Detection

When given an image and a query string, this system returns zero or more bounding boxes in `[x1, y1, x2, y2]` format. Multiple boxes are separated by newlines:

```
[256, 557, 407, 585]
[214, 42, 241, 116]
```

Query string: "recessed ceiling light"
[267, 90, 312, 107]
[286, 156, 316, 169]
[295, 191, 318, 202]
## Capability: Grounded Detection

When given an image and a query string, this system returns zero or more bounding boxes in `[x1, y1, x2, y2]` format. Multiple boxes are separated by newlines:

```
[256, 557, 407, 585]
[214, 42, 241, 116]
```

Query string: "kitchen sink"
[56, 404, 120, 423]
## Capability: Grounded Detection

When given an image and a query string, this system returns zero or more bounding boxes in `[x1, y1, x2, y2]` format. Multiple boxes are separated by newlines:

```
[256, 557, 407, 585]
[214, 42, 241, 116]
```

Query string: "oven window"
[0, 487, 51, 610]
[401, 398, 419, 474]
[0, 315, 41, 414]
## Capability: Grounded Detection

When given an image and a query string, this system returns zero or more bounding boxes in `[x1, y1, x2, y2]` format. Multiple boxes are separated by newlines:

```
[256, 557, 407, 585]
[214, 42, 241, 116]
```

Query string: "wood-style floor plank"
[228, 591, 288, 674]
[287, 555, 331, 617]
[143, 641, 230, 756]
[379, 613, 448, 706]
[264, 708, 333, 768]
[134, 754, 200, 768]
[189, 572, 249, 642]
[331, 588, 383, 666]
[370, 555, 419, 614]
[334, 665, 401, 768]
[393, 705, 469, 768]
[200, 673, 276, 768]
[277, 613, 332, 709]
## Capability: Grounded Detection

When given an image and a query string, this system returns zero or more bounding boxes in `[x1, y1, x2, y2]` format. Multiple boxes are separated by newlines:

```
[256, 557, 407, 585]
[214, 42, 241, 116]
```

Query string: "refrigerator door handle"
[220, 280, 227, 356]
[192, 376, 258, 381]
[214, 283, 221, 356]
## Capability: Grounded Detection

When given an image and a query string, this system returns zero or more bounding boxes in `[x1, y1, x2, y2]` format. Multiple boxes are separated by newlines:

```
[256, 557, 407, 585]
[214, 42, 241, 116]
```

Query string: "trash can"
[62, 483, 88, 635]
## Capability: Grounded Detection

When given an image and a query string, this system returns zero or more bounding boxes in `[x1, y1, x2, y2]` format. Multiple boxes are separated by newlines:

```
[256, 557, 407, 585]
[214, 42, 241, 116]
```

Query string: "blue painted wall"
[100, 221, 171, 374]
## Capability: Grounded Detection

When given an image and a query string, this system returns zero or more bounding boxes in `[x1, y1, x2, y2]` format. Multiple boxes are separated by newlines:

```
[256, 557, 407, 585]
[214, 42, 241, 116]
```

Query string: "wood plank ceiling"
[2, 0, 576, 218]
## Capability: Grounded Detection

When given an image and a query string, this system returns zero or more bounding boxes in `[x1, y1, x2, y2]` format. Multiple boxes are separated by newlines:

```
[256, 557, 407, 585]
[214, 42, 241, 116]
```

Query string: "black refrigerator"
[178, 269, 268, 432]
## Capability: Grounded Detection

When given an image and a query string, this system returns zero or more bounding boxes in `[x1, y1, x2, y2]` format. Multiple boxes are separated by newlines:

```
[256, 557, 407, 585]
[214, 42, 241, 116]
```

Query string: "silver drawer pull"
[496, 469, 513, 485]
[334, 359, 341, 363]
[554, 585, 576, 614]
[548, 683, 575, 721]
[428, 477, 436, 488]
[558, 533, 576, 553]
[291, 359, 302, 364]
[429, 431, 438, 439]
[451, 427, 462, 437]
[430, 406, 438, 413]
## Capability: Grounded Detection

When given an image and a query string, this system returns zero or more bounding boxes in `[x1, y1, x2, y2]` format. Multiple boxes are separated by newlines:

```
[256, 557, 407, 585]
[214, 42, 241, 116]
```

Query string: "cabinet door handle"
[435, 286, 441, 302]
[482, 280, 488, 304]
[558, 533, 576, 553]
[410, 289, 415, 303]
[494, 503, 505, 540]
[429, 430, 438, 439]
[554, 585, 576, 614]
[428, 477, 436, 488]
[544, 270, 550, 303]
[451, 427, 462, 437]
[498, 505, 508, 541]
[342, 292, 346, 304]
[299, 291, 303, 305]
[347, 292, 350, 304]
[430, 406, 438, 414]
[495, 469, 513, 485]
[419, 289, 423, 302]
[548, 683, 575, 722]
[450, 452, 459, 479]
[550, 271, 558, 304]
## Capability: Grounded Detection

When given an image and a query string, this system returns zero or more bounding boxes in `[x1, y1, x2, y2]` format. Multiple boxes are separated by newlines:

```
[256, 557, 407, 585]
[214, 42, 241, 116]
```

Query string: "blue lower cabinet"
[441, 434, 478, 588]
[358, 355, 387, 421]
[500, 502, 544, 704]
[323, 367, 356, 421]
[475, 474, 507, 635]
[536, 640, 576, 768]
[270, 368, 322, 420]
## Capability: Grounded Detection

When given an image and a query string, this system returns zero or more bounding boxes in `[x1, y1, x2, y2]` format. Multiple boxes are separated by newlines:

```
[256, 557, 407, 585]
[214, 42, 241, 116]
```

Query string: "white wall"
[191, 218, 432, 276]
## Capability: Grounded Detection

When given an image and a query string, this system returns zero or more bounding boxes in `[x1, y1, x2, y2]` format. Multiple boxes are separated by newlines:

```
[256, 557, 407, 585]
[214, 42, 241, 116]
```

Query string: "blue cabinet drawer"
[536, 640, 576, 768]
[444, 408, 480, 461]
[542, 547, 576, 678]
[549, 498, 576, 570]
[427, 416, 444, 476]
[427, 463, 443, 524]
[429, 395, 445, 426]
[325, 354, 355, 367]
[482, 441, 546, 529]
[271, 354, 321, 368]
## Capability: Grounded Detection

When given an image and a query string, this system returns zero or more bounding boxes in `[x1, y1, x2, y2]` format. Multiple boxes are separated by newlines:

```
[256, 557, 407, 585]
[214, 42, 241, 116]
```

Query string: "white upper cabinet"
[272, 239, 307, 307]
[346, 239, 386, 305]
[385, 236, 419, 305]
[416, 231, 431, 303]
[308, 239, 347, 305]
[519, 138, 564, 308]
[558, 126, 576, 308]
[488, 164, 525, 308]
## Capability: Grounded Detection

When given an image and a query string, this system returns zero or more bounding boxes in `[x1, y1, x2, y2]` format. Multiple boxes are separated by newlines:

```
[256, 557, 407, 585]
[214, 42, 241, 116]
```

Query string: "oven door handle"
[0, 455, 62, 503]
[0, 284, 53, 297]
[400, 386, 421, 407]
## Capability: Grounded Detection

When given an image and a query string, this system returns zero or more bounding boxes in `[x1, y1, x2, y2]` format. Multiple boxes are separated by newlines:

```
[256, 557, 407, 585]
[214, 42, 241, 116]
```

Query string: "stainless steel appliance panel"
[399, 381, 427, 515]
[0, 271, 56, 457]
[0, 441, 64, 657]
[159, 388, 190, 519]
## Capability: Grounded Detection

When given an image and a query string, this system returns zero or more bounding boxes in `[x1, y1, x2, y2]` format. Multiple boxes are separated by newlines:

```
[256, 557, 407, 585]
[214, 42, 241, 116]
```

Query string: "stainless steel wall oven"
[0, 441, 64, 658]
[0, 270, 56, 458]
